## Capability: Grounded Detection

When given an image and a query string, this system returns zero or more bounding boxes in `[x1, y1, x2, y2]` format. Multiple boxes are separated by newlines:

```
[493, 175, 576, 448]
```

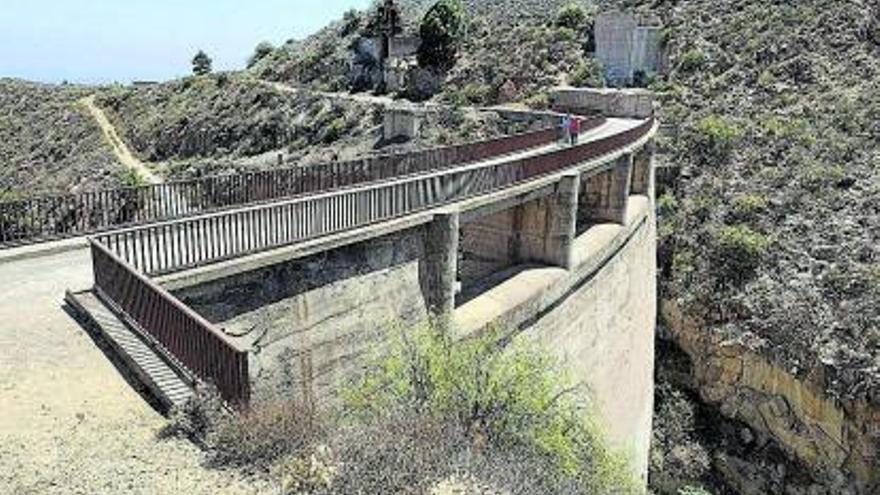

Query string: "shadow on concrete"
[456, 263, 545, 307]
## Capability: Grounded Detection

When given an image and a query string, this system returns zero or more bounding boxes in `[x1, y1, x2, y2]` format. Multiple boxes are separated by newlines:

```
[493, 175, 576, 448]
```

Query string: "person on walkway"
[560, 113, 572, 145]
[570, 116, 581, 146]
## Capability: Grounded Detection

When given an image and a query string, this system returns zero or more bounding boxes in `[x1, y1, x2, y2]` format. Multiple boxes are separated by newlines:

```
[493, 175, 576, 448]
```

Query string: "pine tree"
[192, 50, 213, 76]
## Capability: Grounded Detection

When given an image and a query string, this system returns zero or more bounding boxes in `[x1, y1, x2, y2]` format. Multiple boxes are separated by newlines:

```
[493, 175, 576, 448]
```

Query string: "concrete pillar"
[631, 141, 655, 197]
[646, 140, 657, 203]
[517, 173, 580, 269]
[581, 153, 633, 225]
[422, 211, 459, 320]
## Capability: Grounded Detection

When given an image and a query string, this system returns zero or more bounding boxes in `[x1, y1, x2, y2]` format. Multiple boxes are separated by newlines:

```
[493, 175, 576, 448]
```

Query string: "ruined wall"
[518, 211, 657, 483]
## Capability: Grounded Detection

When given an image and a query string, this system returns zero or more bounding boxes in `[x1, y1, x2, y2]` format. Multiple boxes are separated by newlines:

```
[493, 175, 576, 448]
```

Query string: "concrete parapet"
[553, 88, 654, 119]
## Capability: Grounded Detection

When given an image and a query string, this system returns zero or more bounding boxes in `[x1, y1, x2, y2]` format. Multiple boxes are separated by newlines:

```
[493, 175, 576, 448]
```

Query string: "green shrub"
[462, 83, 493, 104]
[524, 92, 551, 110]
[757, 69, 775, 89]
[761, 116, 814, 145]
[248, 42, 275, 69]
[693, 116, 742, 161]
[418, 0, 466, 71]
[118, 168, 148, 188]
[801, 163, 846, 191]
[344, 322, 639, 493]
[731, 194, 768, 221]
[555, 3, 589, 31]
[657, 192, 679, 216]
[570, 59, 604, 88]
[321, 118, 347, 144]
[713, 224, 770, 274]
[0, 190, 23, 202]
[679, 48, 706, 72]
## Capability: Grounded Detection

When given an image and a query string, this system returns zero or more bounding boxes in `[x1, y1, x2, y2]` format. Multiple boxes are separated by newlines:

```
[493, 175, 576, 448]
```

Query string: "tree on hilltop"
[417, 0, 466, 71]
[247, 42, 275, 69]
[192, 50, 213, 76]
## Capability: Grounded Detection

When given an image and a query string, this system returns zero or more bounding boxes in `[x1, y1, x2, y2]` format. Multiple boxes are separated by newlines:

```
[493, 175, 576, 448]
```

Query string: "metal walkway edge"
[65, 290, 195, 411]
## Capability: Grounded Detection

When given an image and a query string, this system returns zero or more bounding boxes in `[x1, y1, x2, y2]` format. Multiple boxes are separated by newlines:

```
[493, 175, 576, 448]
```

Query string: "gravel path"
[0, 246, 270, 494]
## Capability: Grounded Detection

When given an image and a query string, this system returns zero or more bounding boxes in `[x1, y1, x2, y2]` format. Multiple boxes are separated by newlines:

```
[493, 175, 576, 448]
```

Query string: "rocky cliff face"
[662, 300, 880, 493]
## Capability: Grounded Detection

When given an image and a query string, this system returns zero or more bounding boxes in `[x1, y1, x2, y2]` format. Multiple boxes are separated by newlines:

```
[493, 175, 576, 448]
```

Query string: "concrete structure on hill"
[595, 12, 664, 87]
[350, 0, 421, 93]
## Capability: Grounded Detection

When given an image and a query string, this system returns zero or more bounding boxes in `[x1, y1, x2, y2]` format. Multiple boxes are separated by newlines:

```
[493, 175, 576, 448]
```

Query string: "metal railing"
[90, 240, 250, 407]
[98, 118, 654, 277]
[2, 121, 603, 248]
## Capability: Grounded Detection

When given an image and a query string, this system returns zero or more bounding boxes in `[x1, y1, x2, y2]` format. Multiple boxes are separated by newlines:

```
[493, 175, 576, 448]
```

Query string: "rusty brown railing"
[98, 118, 653, 277]
[90, 239, 250, 406]
[88, 117, 649, 408]
[2, 122, 598, 248]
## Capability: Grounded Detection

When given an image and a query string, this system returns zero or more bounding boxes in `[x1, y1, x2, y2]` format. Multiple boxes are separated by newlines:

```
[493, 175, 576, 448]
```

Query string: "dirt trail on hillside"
[81, 95, 161, 184]
[264, 80, 402, 106]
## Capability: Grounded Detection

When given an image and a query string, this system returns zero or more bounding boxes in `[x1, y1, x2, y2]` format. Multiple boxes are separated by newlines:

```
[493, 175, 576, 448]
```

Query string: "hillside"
[0, 79, 123, 196]
[251, 0, 599, 104]
[634, 0, 880, 401]
[615, 0, 880, 492]
[95, 74, 524, 180]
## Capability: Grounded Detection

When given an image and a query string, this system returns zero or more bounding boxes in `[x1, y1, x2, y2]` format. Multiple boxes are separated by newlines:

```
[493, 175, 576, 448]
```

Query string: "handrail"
[1, 120, 595, 247]
[88, 116, 653, 408]
[97, 118, 654, 277]
[90, 239, 250, 407]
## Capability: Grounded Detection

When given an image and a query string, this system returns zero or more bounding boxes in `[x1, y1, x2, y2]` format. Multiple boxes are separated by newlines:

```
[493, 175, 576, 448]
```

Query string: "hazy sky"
[0, 0, 373, 84]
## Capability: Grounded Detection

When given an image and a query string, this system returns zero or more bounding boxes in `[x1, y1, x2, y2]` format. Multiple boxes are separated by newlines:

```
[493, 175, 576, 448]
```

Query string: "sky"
[0, 0, 373, 84]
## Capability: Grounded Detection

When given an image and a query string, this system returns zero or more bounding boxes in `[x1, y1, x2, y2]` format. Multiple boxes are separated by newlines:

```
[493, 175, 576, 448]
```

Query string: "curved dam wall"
[161, 136, 658, 485]
[455, 197, 656, 482]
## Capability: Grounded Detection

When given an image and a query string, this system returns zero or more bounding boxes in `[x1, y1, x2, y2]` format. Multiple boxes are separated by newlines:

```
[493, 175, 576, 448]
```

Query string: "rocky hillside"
[0, 79, 123, 196]
[609, 0, 880, 492]
[96, 74, 523, 180]
[252, 0, 600, 105]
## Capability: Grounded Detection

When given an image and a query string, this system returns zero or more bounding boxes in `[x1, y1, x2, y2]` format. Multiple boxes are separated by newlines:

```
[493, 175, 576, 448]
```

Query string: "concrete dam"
[0, 90, 659, 482]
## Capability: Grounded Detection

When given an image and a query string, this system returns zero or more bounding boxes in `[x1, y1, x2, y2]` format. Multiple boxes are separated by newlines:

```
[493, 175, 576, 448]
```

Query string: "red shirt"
[570, 118, 581, 134]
